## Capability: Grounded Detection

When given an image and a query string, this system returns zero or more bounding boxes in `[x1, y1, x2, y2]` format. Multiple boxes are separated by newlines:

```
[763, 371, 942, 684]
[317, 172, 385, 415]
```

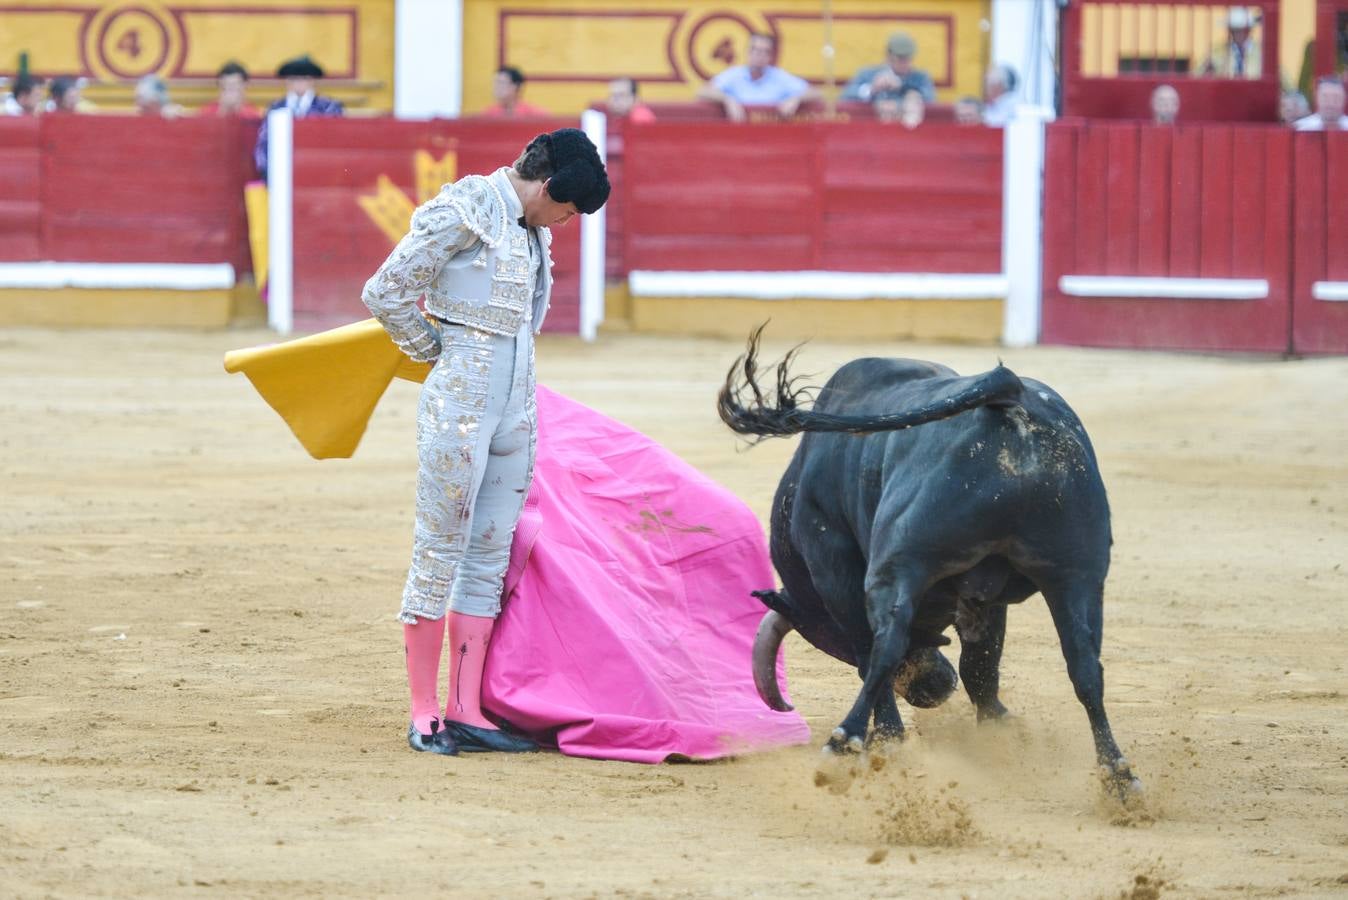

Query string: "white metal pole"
[579, 109, 607, 342]
[991, 0, 1058, 114]
[266, 107, 294, 335]
[395, 0, 462, 117]
[1001, 108, 1048, 347]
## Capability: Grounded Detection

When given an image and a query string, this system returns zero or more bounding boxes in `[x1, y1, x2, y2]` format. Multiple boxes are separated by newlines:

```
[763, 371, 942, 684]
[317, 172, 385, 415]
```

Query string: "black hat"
[541, 128, 610, 215]
[277, 56, 324, 78]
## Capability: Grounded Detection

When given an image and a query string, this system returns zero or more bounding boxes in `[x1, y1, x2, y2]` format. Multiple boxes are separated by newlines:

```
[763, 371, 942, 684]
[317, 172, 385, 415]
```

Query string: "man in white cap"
[1201, 7, 1262, 78]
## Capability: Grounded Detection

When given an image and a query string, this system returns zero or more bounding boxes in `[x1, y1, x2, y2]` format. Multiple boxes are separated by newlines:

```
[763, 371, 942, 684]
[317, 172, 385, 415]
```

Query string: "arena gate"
[1042, 121, 1348, 356]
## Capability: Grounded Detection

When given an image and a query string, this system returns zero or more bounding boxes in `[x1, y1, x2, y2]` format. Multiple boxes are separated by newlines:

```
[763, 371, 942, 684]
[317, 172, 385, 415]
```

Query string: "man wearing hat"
[1200, 7, 1262, 78]
[361, 129, 609, 756]
[254, 55, 344, 178]
[842, 31, 935, 105]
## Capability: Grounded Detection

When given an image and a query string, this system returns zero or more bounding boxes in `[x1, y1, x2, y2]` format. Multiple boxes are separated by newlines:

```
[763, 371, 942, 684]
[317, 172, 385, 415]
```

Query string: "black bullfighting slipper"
[407, 719, 458, 756]
[443, 720, 539, 754]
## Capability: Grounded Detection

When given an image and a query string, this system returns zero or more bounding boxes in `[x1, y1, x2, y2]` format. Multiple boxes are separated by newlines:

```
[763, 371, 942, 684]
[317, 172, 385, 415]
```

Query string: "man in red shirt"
[480, 66, 548, 117]
[606, 77, 655, 124]
[199, 61, 261, 118]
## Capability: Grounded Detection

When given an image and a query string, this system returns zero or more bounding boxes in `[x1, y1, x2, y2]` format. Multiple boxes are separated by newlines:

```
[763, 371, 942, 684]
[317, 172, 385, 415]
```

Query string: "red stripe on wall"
[0, 118, 41, 262]
[1167, 127, 1202, 277]
[1229, 128, 1266, 280]
[1135, 126, 1171, 275]
[1075, 125, 1109, 275]
[1198, 127, 1234, 278]
[1104, 124, 1139, 275]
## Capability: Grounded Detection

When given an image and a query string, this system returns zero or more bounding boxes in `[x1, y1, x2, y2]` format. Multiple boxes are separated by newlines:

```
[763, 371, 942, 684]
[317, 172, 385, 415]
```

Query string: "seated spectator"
[953, 95, 983, 126]
[4, 74, 42, 116]
[200, 61, 261, 118]
[695, 32, 820, 122]
[1150, 84, 1180, 125]
[1294, 77, 1348, 131]
[874, 86, 925, 129]
[1200, 7, 1262, 79]
[842, 31, 935, 104]
[47, 77, 86, 114]
[134, 75, 185, 118]
[254, 55, 344, 178]
[982, 64, 1018, 126]
[607, 77, 655, 123]
[1280, 90, 1310, 126]
[482, 66, 548, 117]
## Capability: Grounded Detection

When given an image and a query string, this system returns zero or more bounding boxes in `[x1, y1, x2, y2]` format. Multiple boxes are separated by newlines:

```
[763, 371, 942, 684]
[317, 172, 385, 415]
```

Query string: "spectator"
[842, 31, 935, 104]
[1294, 77, 1348, 131]
[953, 95, 983, 126]
[874, 86, 925, 129]
[47, 77, 85, 114]
[4, 74, 42, 116]
[1150, 84, 1180, 125]
[200, 61, 261, 118]
[482, 66, 548, 117]
[696, 32, 819, 122]
[606, 77, 655, 123]
[1280, 90, 1310, 126]
[1200, 7, 1262, 79]
[254, 56, 344, 179]
[134, 75, 185, 118]
[982, 64, 1018, 126]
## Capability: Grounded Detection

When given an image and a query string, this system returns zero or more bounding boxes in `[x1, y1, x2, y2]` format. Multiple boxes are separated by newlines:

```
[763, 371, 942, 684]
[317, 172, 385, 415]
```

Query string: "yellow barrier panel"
[461, 0, 993, 114]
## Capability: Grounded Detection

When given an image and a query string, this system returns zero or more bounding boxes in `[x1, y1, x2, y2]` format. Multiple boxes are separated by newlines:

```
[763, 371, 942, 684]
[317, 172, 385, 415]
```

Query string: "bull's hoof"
[866, 724, 905, 749]
[1100, 758, 1144, 802]
[975, 700, 1012, 723]
[826, 727, 866, 755]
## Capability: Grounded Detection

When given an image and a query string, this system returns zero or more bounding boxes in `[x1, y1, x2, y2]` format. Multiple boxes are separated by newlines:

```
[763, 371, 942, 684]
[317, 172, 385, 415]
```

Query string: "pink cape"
[482, 386, 811, 762]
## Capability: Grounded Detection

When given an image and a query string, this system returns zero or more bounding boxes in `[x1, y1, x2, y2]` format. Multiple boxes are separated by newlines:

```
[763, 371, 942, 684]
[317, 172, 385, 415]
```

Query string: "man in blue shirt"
[696, 32, 820, 121]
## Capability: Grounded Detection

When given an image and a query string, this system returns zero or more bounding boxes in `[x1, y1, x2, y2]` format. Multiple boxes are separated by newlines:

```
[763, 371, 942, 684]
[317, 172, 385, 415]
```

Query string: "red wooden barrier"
[39, 116, 255, 273]
[290, 117, 582, 332]
[1291, 131, 1348, 354]
[1042, 121, 1294, 353]
[622, 122, 1002, 275]
[0, 118, 41, 262]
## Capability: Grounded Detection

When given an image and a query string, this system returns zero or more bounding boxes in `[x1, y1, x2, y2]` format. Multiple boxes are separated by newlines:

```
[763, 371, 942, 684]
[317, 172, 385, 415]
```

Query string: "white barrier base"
[1312, 282, 1348, 302]
[0, 262, 235, 290]
[628, 271, 1009, 301]
[1059, 275, 1268, 300]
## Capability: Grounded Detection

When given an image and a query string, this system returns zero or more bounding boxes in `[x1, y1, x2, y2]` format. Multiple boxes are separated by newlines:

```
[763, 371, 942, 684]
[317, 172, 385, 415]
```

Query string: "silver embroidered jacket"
[361, 169, 554, 361]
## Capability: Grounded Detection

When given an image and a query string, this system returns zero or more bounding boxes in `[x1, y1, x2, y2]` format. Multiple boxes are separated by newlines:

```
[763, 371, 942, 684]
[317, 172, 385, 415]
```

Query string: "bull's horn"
[752, 610, 795, 712]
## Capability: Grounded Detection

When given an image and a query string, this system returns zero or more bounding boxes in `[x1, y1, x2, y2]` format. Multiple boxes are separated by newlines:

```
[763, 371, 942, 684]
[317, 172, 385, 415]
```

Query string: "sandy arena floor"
[2, 326, 1346, 899]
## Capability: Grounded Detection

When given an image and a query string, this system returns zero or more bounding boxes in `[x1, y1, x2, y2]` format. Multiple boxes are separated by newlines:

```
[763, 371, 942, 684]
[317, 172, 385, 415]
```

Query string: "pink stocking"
[445, 611, 497, 730]
[404, 617, 447, 734]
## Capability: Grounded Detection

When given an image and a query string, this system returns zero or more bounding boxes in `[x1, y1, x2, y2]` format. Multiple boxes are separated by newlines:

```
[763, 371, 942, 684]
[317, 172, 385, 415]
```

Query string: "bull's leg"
[871, 667, 904, 742]
[956, 602, 1010, 721]
[1041, 579, 1141, 797]
[827, 573, 920, 754]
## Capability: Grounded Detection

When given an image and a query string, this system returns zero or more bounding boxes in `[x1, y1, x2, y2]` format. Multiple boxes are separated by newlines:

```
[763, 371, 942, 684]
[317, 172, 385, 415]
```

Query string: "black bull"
[718, 331, 1140, 795]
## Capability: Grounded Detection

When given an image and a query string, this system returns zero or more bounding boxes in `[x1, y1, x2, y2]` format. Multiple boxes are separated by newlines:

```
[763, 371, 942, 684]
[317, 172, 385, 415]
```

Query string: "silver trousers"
[398, 322, 536, 623]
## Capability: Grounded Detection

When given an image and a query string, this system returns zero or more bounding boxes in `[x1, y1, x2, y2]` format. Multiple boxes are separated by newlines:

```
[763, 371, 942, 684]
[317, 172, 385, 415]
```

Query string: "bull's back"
[793, 366, 1110, 556]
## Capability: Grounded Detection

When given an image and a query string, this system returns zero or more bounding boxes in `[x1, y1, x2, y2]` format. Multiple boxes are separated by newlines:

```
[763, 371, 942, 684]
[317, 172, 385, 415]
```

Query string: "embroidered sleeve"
[361, 180, 495, 362]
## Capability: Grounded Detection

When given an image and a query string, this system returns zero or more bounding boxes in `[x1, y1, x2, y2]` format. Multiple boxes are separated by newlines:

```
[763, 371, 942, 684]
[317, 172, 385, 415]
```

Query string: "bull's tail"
[717, 324, 1024, 439]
